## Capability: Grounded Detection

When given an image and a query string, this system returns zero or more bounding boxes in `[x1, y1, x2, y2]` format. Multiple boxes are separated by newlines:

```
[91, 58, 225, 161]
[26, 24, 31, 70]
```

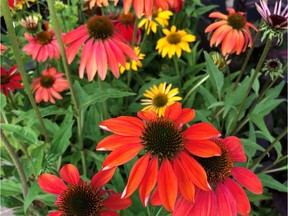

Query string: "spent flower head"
[262, 58, 284, 80]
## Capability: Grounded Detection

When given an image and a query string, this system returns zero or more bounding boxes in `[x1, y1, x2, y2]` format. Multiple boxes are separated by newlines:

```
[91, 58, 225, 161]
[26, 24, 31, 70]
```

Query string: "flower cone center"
[142, 118, 184, 160]
[227, 13, 246, 30]
[1, 74, 10, 85]
[194, 139, 233, 184]
[167, 33, 181, 44]
[119, 12, 135, 25]
[87, 16, 114, 40]
[152, 93, 168, 107]
[40, 75, 55, 88]
[269, 14, 287, 27]
[58, 184, 103, 215]
[35, 31, 53, 45]
[268, 60, 280, 70]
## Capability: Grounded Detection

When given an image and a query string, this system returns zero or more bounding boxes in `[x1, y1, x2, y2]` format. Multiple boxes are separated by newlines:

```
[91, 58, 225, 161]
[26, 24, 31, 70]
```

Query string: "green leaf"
[0, 93, 7, 112]
[30, 144, 46, 176]
[24, 182, 42, 213]
[191, 5, 218, 17]
[204, 51, 224, 99]
[1, 179, 23, 196]
[250, 114, 273, 142]
[240, 138, 265, 155]
[258, 173, 287, 192]
[252, 99, 285, 117]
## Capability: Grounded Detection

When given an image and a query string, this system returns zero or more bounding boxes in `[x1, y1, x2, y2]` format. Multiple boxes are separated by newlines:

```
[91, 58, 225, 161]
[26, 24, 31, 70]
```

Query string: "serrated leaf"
[258, 173, 287, 192]
[24, 182, 42, 213]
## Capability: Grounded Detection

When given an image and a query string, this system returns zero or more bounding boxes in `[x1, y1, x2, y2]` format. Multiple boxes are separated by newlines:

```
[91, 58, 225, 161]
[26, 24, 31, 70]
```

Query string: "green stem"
[259, 155, 288, 174]
[46, 0, 86, 175]
[173, 56, 182, 88]
[1, 0, 50, 144]
[228, 38, 273, 135]
[1, 130, 28, 198]
[61, 12, 68, 32]
[98, 77, 108, 120]
[249, 127, 288, 170]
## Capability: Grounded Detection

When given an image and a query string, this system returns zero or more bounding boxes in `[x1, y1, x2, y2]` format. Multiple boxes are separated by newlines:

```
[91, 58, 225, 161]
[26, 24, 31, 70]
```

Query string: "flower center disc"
[58, 184, 103, 216]
[142, 118, 184, 160]
[152, 93, 168, 107]
[87, 16, 114, 40]
[227, 13, 246, 30]
[35, 31, 53, 45]
[269, 14, 287, 27]
[167, 33, 181, 44]
[1, 74, 10, 85]
[194, 139, 233, 184]
[119, 12, 135, 25]
[40, 75, 55, 88]
[268, 60, 280, 70]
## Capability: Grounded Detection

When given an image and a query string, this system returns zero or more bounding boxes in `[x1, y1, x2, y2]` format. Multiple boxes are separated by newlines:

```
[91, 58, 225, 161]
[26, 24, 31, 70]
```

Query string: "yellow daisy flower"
[141, 82, 182, 116]
[156, 25, 196, 58]
[138, 8, 173, 35]
[120, 47, 145, 73]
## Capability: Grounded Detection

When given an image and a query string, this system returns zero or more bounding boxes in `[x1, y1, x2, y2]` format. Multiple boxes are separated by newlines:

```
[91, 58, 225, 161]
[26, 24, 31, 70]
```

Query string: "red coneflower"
[205, 8, 257, 56]
[32, 67, 69, 104]
[173, 136, 263, 216]
[23, 30, 60, 62]
[97, 102, 222, 211]
[0, 65, 23, 96]
[63, 16, 138, 81]
[38, 164, 131, 215]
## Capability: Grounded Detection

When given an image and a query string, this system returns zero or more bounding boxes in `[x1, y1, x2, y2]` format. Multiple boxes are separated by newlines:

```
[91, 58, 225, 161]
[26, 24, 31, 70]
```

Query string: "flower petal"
[164, 102, 182, 121]
[91, 167, 117, 188]
[223, 136, 246, 162]
[189, 189, 217, 216]
[150, 187, 162, 206]
[47, 211, 62, 216]
[38, 174, 66, 194]
[59, 164, 80, 185]
[172, 195, 193, 216]
[184, 139, 221, 157]
[183, 122, 221, 140]
[102, 193, 132, 210]
[175, 108, 195, 125]
[100, 210, 119, 216]
[216, 182, 237, 216]
[137, 110, 158, 122]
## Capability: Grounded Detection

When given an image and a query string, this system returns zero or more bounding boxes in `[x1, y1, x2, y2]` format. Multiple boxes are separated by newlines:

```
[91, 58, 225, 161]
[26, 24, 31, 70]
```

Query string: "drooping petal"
[91, 167, 117, 188]
[157, 158, 178, 212]
[122, 154, 150, 198]
[232, 167, 263, 194]
[102, 193, 132, 210]
[216, 182, 237, 216]
[183, 122, 221, 140]
[150, 187, 162, 206]
[172, 195, 193, 216]
[59, 164, 80, 185]
[38, 174, 67, 194]
[184, 139, 221, 157]
[223, 136, 246, 162]
[189, 189, 217, 216]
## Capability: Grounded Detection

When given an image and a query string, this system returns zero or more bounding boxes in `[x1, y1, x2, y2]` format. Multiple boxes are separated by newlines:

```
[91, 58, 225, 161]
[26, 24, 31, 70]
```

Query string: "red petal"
[38, 174, 66, 194]
[102, 193, 132, 210]
[102, 143, 143, 169]
[184, 140, 221, 157]
[232, 167, 263, 194]
[216, 183, 237, 216]
[164, 102, 182, 121]
[223, 136, 246, 162]
[178, 151, 210, 191]
[91, 167, 117, 188]
[100, 210, 119, 216]
[122, 154, 150, 198]
[172, 195, 193, 216]
[224, 178, 251, 215]
[172, 157, 195, 202]
[150, 187, 162, 206]
[137, 110, 158, 122]
[139, 156, 159, 207]
[47, 212, 62, 216]
[175, 108, 195, 126]
[99, 117, 144, 136]
[60, 164, 80, 185]
[190, 189, 217, 216]
[96, 134, 142, 151]
[183, 122, 221, 140]
[158, 159, 178, 212]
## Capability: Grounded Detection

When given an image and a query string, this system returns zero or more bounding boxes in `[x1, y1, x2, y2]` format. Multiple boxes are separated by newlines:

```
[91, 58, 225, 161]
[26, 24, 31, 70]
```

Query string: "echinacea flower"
[63, 16, 138, 81]
[97, 102, 222, 211]
[0, 43, 8, 55]
[0, 65, 23, 96]
[20, 14, 39, 32]
[23, 30, 60, 62]
[138, 8, 173, 35]
[262, 58, 284, 80]
[32, 67, 69, 104]
[173, 136, 263, 216]
[156, 25, 196, 58]
[255, 0, 288, 44]
[84, 0, 118, 9]
[205, 8, 258, 56]
[141, 82, 182, 116]
[38, 164, 131, 215]
[114, 12, 141, 44]
[120, 46, 145, 73]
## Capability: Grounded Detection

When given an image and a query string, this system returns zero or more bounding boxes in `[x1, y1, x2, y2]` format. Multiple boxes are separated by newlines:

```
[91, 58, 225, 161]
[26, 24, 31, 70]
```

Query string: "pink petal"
[223, 136, 246, 162]
[216, 182, 237, 216]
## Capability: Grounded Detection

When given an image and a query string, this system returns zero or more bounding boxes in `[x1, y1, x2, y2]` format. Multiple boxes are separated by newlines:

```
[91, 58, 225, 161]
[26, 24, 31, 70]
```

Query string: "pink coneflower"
[63, 16, 138, 81]
[173, 136, 263, 216]
[23, 30, 60, 62]
[32, 67, 69, 104]
[38, 164, 131, 215]
[1, 65, 23, 96]
[0, 43, 8, 55]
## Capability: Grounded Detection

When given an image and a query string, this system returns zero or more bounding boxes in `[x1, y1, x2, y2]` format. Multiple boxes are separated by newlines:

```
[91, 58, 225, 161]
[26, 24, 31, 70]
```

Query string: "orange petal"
[91, 167, 117, 188]
[205, 20, 227, 33]
[150, 187, 162, 206]
[183, 122, 221, 140]
[38, 174, 66, 194]
[139, 156, 159, 207]
[102, 193, 132, 210]
[102, 143, 143, 170]
[164, 102, 182, 121]
[209, 12, 228, 20]
[137, 110, 158, 122]
[223, 136, 246, 162]
[158, 158, 178, 212]
[133, 0, 144, 18]
[60, 164, 80, 185]
[122, 154, 150, 198]
[184, 139, 221, 157]
[175, 108, 195, 126]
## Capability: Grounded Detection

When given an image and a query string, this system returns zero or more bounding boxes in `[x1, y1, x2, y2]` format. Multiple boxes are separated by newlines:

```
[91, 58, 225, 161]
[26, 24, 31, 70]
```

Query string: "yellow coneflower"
[120, 47, 145, 73]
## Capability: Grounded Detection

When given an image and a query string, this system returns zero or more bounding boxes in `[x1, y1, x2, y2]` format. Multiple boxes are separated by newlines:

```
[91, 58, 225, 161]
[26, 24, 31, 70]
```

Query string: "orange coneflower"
[1, 65, 23, 96]
[32, 67, 69, 104]
[205, 8, 257, 56]
[38, 164, 131, 215]
[63, 16, 138, 81]
[97, 102, 222, 212]
[173, 136, 263, 216]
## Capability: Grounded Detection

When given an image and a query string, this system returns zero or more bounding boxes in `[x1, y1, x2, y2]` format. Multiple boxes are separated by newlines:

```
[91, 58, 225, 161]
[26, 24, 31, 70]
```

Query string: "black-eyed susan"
[156, 25, 196, 58]
[138, 8, 173, 35]
[120, 47, 145, 73]
[141, 82, 182, 116]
